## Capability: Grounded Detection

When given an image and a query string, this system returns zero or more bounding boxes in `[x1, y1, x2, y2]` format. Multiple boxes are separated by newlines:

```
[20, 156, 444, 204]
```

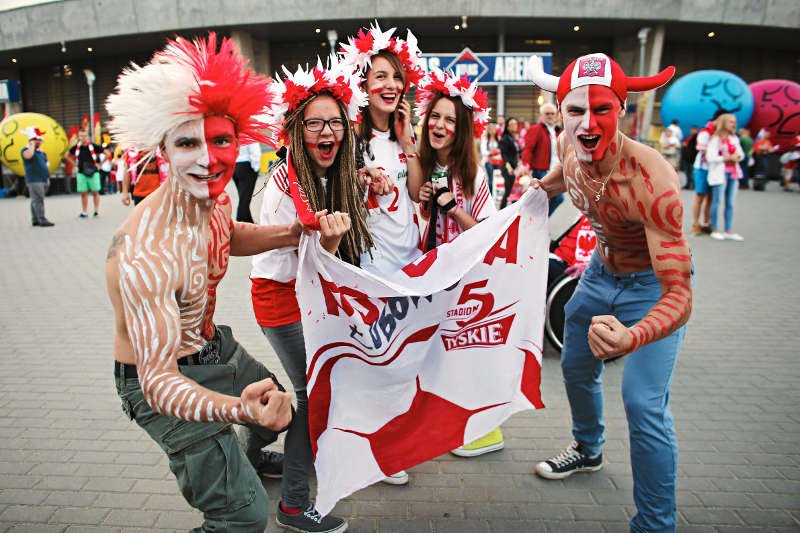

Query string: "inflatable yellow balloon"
[0, 113, 69, 176]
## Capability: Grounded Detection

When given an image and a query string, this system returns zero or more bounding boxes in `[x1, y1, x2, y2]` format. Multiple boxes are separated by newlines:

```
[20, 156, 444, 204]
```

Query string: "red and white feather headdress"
[106, 33, 273, 153]
[339, 21, 425, 87]
[415, 68, 491, 137]
[261, 54, 367, 146]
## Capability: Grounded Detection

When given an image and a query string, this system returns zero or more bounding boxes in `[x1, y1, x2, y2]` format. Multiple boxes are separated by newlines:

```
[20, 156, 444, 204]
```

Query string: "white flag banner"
[296, 189, 550, 516]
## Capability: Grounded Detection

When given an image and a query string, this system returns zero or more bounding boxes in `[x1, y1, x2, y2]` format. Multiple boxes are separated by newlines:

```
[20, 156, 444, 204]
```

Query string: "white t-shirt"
[425, 163, 496, 247]
[359, 129, 422, 275]
[693, 129, 711, 170]
[251, 161, 299, 283]
[546, 123, 560, 171]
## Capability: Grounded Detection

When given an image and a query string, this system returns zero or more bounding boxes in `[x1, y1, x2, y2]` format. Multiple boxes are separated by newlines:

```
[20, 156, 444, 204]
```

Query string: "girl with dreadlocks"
[339, 21, 427, 280]
[416, 69, 500, 458]
[250, 56, 371, 533]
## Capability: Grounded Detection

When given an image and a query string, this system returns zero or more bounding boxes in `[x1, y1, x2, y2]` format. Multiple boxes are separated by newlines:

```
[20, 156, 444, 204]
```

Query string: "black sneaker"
[39, 220, 55, 227]
[276, 503, 348, 533]
[534, 441, 603, 480]
[254, 450, 284, 479]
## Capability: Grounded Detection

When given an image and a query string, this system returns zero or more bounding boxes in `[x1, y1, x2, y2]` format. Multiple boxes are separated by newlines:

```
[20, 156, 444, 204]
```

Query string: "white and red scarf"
[75, 142, 98, 164]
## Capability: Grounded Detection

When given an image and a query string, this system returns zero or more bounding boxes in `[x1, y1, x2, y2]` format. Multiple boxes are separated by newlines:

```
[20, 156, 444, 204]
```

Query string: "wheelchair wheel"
[545, 272, 579, 353]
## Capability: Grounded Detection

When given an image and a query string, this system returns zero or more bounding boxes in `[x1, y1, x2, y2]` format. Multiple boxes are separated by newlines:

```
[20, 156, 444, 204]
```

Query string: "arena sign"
[420, 49, 552, 85]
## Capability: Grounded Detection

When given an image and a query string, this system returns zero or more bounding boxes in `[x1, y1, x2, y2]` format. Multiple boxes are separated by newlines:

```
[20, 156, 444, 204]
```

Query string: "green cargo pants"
[115, 325, 284, 532]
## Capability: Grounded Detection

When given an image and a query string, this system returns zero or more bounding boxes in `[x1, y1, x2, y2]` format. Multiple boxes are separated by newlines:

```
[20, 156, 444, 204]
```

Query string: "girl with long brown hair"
[340, 22, 427, 281]
[416, 70, 500, 457]
[417, 70, 496, 250]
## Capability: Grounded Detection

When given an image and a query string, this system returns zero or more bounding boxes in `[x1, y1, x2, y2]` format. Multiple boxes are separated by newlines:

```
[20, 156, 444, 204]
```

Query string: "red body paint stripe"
[657, 269, 691, 278]
[656, 253, 691, 262]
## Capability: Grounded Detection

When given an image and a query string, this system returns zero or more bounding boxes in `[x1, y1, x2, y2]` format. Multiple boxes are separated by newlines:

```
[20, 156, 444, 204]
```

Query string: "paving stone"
[431, 519, 489, 533]
[749, 493, 800, 510]
[153, 510, 201, 529]
[694, 491, 757, 508]
[93, 493, 149, 510]
[0, 505, 58, 523]
[735, 509, 798, 527]
[41, 492, 100, 507]
[6, 526, 65, 533]
[681, 507, 743, 526]
[377, 518, 431, 532]
[102, 510, 158, 528]
[64, 526, 120, 533]
[49, 508, 111, 525]
[0, 490, 50, 505]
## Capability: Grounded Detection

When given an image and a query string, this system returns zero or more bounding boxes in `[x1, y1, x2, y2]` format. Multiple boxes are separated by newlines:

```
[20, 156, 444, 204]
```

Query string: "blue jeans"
[261, 321, 312, 508]
[709, 173, 738, 232]
[562, 253, 687, 533]
[484, 162, 496, 190]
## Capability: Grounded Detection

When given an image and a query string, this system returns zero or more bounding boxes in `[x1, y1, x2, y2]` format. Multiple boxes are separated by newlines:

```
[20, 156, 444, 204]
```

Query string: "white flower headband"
[339, 21, 425, 87]
[415, 68, 491, 137]
[261, 54, 367, 145]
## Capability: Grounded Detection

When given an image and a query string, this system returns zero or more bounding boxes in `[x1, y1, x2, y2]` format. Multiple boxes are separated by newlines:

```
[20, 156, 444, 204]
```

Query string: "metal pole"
[636, 28, 651, 140]
[641, 25, 665, 145]
[497, 21, 505, 119]
[88, 83, 94, 140]
[83, 69, 96, 140]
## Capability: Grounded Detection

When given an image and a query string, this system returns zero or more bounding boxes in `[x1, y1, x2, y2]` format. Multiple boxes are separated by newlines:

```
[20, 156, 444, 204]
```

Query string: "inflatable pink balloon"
[748, 79, 800, 150]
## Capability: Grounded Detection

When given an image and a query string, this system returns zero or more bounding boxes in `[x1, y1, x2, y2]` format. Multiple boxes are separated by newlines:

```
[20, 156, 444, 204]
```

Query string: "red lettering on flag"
[440, 314, 515, 351]
[402, 248, 439, 278]
[319, 274, 380, 325]
[483, 216, 520, 265]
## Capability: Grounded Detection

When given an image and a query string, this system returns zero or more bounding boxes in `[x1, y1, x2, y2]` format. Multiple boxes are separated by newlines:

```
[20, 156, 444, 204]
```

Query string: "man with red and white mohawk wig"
[105, 33, 303, 532]
[528, 53, 691, 533]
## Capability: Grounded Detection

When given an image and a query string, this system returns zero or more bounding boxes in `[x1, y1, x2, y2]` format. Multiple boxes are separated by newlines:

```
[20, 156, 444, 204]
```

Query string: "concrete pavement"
[0, 183, 798, 532]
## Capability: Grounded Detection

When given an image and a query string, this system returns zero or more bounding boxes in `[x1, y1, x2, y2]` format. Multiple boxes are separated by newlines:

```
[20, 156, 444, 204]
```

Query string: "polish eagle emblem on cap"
[579, 57, 605, 78]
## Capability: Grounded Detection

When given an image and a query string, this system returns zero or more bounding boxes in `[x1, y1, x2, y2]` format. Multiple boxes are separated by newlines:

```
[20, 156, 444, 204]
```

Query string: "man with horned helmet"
[105, 34, 304, 532]
[529, 54, 692, 532]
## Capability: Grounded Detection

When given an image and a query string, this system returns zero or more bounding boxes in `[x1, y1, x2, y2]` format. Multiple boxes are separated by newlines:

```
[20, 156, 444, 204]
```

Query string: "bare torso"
[107, 183, 232, 365]
[560, 135, 684, 274]
[552, 133, 692, 353]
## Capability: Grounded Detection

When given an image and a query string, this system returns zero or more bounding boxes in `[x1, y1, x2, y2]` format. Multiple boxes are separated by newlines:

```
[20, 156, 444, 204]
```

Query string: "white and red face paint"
[560, 85, 622, 162]
[163, 116, 238, 200]
[427, 97, 457, 153]
[302, 95, 345, 177]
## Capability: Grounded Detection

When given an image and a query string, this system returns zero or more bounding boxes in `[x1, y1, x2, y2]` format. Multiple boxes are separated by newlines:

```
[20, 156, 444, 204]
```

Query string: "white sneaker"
[710, 231, 725, 240]
[381, 470, 409, 485]
[725, 233, 744, 241]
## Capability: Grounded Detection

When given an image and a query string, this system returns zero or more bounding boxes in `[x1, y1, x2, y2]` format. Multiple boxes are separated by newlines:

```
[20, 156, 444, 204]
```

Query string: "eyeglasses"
[303, 118, 346, 132]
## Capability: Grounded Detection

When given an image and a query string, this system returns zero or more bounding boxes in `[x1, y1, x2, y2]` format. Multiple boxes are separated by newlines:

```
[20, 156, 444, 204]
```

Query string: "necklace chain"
[578, 135, 624, 202]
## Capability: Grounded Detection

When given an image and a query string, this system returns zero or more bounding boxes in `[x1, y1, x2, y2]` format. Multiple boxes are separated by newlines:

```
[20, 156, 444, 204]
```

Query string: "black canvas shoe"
[534, 440, 603, 480]
[276, 503, 348, 533]
[254, 450, 284, 479]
